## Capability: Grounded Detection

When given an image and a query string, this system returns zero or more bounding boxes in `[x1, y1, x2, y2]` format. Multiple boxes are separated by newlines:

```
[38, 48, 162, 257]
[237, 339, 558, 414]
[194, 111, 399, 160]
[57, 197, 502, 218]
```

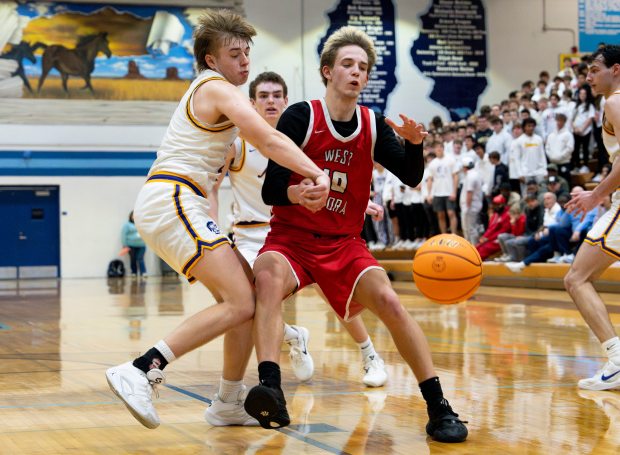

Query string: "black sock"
[133, 347, 168, 373]
[258, 361, 281, 389]
[419, 376, 445, 413]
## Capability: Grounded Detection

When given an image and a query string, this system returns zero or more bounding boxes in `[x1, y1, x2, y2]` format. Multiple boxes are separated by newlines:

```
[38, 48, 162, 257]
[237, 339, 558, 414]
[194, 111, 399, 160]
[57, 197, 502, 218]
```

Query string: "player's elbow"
[402, 170, 423, 188]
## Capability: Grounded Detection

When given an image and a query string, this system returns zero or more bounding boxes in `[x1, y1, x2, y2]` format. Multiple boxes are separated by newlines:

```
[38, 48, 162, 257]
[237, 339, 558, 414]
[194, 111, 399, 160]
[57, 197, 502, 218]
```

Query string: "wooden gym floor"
[1, 276, 620, 454]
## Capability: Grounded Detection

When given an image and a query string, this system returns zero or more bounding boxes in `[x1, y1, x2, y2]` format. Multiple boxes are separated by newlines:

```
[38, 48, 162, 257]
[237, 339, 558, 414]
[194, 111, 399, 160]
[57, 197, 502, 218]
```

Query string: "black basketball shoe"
[244, 384, 290, 429]
[426, 398, 468, 443]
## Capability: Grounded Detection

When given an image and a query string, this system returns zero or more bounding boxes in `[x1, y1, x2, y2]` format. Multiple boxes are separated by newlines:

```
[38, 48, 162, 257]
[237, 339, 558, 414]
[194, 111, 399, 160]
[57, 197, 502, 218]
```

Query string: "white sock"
[218, 378, 244, 403]
[358, 337, 377, 360]
[154, 340, 176, 363]
[283, 324, 299, 342]
[603, 337, 620, 364]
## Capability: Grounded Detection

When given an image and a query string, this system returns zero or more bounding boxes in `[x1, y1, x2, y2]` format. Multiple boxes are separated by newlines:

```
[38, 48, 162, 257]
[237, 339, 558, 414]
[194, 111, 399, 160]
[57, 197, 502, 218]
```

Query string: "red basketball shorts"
[257, 225, 383, 321]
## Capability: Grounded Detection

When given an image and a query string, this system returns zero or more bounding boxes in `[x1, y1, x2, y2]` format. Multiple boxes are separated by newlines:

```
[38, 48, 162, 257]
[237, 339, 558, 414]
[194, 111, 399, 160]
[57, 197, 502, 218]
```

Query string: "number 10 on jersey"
[324, 168, 348, 194]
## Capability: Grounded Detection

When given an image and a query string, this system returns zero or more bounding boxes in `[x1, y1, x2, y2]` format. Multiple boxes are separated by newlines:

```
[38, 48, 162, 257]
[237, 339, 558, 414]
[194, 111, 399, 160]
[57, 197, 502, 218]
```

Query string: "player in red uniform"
[243, 26, 468, 443]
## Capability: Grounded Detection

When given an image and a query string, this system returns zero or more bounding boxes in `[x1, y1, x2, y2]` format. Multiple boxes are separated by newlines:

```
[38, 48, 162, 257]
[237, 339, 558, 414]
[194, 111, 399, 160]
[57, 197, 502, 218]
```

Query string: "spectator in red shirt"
[476, 194, 512, 260]
[508, 204, 526, 236]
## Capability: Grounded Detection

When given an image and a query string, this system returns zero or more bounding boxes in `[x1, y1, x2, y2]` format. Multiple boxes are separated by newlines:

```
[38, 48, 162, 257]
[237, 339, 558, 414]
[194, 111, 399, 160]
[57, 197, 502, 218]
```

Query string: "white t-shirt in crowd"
[460, 168, 484, 213]
[573, 103, 595, 136]
[427, 154, 457, 197]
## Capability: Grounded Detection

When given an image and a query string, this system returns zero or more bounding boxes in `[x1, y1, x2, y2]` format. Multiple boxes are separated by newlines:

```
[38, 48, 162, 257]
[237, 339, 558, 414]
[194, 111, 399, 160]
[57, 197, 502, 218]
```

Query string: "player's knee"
[563, 272, 572, 293]
[239, 298, 256, 321]
[254, 267, 274, 292]
[230, 297, 255, 323]
[254, 268, 286, 304]
[564, 268, 584, 294]
[374, 289, 405, 321]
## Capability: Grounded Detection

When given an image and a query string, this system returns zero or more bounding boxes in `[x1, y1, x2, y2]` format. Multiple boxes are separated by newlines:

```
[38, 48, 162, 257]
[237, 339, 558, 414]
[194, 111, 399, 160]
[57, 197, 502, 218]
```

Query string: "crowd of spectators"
[364, 54, 613, 267]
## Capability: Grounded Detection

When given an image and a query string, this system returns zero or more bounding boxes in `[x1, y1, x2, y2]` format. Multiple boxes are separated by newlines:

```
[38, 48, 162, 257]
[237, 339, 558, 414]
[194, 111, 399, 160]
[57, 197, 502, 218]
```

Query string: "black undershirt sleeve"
[261, 102, 424, 206]
[373, 116, 424, 187]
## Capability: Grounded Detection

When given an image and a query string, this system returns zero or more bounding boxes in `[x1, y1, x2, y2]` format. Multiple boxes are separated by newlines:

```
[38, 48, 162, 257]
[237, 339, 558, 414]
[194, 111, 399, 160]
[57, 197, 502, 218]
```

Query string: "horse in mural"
[0, 41, 47, 93]
[37, 32, 112, 94]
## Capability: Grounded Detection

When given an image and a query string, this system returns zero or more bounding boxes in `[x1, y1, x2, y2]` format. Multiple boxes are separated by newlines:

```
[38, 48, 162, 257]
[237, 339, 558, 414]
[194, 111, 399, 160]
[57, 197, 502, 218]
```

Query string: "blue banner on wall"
[318, 0, 397, 114]
[579, 0, 620, 53]
[411, 0, 488, 121]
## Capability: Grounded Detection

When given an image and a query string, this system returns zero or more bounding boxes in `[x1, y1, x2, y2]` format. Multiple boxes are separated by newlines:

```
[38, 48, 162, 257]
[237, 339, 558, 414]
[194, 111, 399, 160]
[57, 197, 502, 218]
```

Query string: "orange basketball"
[412, 234, 482, 304]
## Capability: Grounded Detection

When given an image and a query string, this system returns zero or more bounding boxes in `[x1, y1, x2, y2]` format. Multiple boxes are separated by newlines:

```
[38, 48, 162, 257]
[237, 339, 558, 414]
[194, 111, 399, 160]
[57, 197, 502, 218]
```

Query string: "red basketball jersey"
[271, 99, 377, 235]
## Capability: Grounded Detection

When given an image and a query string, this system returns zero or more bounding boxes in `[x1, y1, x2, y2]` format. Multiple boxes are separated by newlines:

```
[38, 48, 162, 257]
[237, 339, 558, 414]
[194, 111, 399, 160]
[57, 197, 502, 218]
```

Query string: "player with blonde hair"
[244, 26, 468, 443]
[105, 10, 329, 429]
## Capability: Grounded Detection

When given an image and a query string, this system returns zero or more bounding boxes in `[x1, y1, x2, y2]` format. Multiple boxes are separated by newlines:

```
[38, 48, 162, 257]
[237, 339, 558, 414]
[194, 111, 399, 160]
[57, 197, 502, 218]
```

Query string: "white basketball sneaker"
[106, 361, 164, 429]
[578, 360, 620, 391]
[286, 325, 314, 382]
[205, 385, 259, 426]
[362, 355, 388, 387]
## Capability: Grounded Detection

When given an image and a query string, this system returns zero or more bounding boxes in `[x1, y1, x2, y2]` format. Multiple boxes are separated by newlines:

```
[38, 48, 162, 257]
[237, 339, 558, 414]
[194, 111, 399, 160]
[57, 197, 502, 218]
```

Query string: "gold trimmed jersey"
[603, 98, 620, 163]
[149, 69, 239, 196]
[229, 138, 271, 224]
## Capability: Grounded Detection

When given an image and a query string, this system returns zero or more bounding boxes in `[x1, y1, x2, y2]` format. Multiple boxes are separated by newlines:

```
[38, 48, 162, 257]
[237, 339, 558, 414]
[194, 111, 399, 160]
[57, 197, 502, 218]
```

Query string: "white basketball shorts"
[134, 172, 230, 283]
[584, 190, 620, 260]
[232, 222, 270, 267]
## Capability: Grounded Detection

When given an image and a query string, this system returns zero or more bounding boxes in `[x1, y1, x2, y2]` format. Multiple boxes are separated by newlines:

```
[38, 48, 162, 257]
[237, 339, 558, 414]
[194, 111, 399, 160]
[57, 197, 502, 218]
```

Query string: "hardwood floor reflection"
[0, 277, 619, 454]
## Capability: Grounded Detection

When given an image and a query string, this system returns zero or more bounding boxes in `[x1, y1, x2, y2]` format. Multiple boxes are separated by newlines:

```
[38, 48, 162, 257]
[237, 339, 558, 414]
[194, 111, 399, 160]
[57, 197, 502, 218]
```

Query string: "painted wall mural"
[0, 1, 197, 100]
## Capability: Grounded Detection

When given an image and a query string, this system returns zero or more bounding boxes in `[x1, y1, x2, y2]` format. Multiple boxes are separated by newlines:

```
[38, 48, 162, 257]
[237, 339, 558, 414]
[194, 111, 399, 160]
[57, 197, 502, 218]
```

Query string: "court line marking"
[164, 383, 352, 455]
[278, 427, 352, 455]
[165, 384, 212, 404]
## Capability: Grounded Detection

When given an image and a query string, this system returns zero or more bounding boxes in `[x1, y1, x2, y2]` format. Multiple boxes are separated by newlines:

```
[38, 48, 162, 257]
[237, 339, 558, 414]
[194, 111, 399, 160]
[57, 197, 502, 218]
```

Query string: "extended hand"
[299, 174, 330, 213]
[365, 200, 384, 221]
[565, 190, 602, 220]
[385, 114, 428, 144]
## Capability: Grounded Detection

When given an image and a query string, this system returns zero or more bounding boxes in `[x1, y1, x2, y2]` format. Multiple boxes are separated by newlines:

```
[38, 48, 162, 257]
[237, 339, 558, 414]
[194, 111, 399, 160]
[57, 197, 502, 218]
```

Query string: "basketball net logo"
[432, 256, 446, 273]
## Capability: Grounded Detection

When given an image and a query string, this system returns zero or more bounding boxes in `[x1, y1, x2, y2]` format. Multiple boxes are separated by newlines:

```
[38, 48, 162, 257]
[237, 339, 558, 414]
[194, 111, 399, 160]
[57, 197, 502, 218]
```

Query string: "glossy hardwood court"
[1, 276, 620, 454]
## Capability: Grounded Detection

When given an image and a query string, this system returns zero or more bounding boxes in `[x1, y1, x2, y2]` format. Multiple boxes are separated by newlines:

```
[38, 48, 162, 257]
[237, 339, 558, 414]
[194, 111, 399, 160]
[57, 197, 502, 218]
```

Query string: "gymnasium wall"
[0, 0, 579, 278]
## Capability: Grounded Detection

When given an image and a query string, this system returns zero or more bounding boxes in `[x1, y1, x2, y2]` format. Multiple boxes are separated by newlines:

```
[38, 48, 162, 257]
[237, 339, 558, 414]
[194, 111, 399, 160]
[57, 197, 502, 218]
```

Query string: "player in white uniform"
[209, 72, 388, 390]
[105, 10, 330, 430]
[564, 44, 620, 390]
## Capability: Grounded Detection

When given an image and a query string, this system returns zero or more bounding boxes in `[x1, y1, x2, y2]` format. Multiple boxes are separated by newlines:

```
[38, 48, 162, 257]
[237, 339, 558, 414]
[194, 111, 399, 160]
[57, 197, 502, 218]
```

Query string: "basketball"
[412, 234, 482, 304]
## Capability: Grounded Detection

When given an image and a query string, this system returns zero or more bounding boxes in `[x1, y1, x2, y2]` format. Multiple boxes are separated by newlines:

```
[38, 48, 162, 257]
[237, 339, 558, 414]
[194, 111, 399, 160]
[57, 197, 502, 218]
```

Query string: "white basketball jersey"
[603, 92, 620, 163]
[229, 138, 271, 223]
[149, 69, 239, 195]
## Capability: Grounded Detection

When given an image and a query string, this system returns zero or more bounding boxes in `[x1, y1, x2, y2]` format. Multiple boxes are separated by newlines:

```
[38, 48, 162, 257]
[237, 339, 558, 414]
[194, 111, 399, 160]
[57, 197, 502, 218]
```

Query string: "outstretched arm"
[385, 114, 428, 145]
[375, 114, 426, 187]
[566, 98, 620, 217]
[193, 80, 329, 205]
